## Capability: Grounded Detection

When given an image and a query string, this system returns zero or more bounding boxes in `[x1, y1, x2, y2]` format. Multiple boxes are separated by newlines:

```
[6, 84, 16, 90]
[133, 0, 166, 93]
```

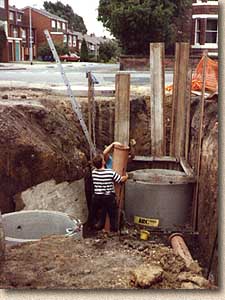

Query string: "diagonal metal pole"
[44, 29, 96, 157]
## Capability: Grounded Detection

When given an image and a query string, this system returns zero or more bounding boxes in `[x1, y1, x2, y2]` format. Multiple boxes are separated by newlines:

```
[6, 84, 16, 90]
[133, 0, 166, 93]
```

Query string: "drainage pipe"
[104, 144, 129, 231]
[169, 233, 201, 272]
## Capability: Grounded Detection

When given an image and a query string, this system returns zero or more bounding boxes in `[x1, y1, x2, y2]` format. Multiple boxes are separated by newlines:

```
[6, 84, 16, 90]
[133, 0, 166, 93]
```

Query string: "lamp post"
[29, 6, 33, 65]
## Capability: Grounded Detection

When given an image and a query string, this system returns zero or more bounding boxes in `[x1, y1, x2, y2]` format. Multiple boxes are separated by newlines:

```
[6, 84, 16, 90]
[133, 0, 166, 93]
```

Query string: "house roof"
[9, 6, 24, 14]
[23, 6, 68, 23]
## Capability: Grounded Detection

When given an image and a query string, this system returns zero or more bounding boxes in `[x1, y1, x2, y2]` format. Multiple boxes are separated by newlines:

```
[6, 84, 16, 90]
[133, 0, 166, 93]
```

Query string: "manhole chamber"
[125, 157, 196, 231]
[2, 210, 82, 245]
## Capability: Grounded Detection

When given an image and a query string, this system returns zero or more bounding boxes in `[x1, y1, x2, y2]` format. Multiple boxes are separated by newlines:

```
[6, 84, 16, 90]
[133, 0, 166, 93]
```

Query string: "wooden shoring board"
[185, 67, 193, 161]
[193, 51, 208, 232]
[87, 72, 92, 137]
[114, 72, 130, 145]
[105, 72, 130, 232]
[170, 42, 190, 158]
[150, 43, 165, 156]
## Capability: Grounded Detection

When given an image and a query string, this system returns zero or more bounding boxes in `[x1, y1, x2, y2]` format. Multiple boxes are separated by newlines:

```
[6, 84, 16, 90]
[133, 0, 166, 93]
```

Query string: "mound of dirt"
[0, 230, 213, 290]
[0, 94, 89, 213]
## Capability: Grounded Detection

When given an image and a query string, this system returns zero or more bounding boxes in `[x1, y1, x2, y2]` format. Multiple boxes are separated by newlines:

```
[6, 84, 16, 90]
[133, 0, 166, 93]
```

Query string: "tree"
[99, 40, 120, 62]
[43, 1, 87, 33]
[98, 0, 192, 55]
[0, 26, 7, 61]
[80, 39, 89, 62]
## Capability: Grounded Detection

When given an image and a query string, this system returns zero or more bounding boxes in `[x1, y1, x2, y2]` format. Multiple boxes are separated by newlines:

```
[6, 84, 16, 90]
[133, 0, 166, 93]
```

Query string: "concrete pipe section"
[125, 168, 194, 229]
[2, 210, 83, 245]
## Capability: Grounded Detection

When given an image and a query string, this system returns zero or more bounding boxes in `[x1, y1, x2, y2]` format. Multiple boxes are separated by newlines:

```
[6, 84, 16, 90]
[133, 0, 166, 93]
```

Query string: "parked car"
[59, 53, 80, 62]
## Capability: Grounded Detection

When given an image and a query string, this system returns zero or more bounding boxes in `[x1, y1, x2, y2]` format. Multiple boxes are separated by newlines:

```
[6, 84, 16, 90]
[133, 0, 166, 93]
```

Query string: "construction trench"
[0, 42, 218, 289]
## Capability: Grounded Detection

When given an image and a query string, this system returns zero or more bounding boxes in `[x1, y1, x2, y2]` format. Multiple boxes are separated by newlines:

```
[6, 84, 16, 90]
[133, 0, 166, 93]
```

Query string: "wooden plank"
[185, 67, 192, 160]
[170, 43, 190, 158]
[87, 72, 92, 143]
[114, 72, 130, 145]
[180, 157, 195, 177]
[170, 43, 180, 156]
[150, 43, 165, 156]
[105, 73, 130, 232]
[133, 155, 178, 162]
[193, 50, 208, 232]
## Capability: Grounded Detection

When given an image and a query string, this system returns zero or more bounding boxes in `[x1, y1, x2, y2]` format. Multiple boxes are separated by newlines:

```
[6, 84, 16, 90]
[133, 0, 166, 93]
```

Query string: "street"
[0, 62, 173, 94]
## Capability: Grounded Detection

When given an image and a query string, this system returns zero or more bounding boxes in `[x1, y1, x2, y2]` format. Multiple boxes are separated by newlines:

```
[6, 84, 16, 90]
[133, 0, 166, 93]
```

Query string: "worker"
[90, 152, 128, 232]
[103, 139, 136, 169]
[103, 141, 122, 169]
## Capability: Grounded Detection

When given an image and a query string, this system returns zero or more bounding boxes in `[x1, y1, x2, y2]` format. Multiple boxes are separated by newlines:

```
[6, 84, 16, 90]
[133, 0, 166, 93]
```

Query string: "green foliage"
[99, 40, 119, 62]
[38, 42, 69, 58]
[80, 39, 89, 62]
[43, 1, 87, 33]
[0, 26, 7, 60]
[98, 0, 192, 55]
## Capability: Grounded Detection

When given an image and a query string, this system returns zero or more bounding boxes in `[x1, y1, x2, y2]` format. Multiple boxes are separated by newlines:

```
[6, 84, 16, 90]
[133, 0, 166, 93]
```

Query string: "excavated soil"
[0, 229, 214, 290]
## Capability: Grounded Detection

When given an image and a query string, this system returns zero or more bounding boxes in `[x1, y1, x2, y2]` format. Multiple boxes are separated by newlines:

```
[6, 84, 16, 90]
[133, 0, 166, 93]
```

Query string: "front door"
[15, 41, 20, 61]
[9, 42, 13, 61]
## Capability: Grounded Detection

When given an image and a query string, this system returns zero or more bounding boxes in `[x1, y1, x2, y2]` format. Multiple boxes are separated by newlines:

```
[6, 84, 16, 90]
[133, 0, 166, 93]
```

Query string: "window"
[13, 27, 18, 38]
[17, 14, 22, 22]
[195, 19, 200, 44]
[57, 21, 61, 29]
[205, 19, 217, 43]
[63, 34, 67, 43]
[51, 20, 56, 28]
[73, 37, 76, 47]
[0, 0, 5, 9]
[68, 35, 72, 46]
[21, 28, 26, 39]
[9, 12, 14, 21]
[62, 23, 66, 30]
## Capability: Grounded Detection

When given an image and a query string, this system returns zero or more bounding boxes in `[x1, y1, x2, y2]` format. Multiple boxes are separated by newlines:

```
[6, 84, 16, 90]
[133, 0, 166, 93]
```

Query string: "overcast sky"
[9, 0, 111, 37]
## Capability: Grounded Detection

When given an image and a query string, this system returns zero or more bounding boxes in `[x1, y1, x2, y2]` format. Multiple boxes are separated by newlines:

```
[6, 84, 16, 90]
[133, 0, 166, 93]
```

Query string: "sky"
[9, 0, 112, 37]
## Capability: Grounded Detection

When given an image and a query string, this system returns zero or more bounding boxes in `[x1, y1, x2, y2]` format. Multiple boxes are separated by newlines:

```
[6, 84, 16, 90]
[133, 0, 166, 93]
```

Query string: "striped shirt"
[92, 168, 122, 195]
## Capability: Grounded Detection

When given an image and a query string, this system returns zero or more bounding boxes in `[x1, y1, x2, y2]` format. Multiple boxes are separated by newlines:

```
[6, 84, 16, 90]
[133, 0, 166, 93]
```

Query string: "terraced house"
[22, 7, 79, 55]
[8, 5, 37, 61]
[0, 0, 9, 62]
[191, 0, 218, 57]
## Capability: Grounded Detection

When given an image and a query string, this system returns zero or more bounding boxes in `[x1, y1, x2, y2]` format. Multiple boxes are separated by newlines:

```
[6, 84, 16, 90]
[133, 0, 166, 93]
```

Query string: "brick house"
[191, 0, 218, 57]
[8, 5, 37, 61]
[0, 0, 9, 62]
[22, 7, 73, 55]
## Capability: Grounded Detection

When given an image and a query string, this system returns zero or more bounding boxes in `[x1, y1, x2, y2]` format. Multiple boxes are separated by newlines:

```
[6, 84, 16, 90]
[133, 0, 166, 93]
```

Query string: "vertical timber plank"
[193, 50, 208, 232]
[105, 72, 130, 232]
[150, 43, 165, 156]
[185, 67, 192, 161]
[114, 72, 130, 145]
[170, 42, 190, 158]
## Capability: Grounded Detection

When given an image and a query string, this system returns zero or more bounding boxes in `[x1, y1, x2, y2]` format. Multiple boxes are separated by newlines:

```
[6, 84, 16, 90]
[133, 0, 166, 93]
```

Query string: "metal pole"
[29, 7, 33, 65]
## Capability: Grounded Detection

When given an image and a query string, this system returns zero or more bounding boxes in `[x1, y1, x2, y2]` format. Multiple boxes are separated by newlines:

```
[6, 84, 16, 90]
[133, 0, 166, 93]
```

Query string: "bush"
[37, 42, 69, 60]
[99, 40, 119, 63]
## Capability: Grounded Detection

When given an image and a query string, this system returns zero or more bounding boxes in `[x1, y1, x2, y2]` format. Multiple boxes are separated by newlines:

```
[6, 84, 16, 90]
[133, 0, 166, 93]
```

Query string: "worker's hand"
[113, 141, 123, 147]
[121, 173, 128, 183]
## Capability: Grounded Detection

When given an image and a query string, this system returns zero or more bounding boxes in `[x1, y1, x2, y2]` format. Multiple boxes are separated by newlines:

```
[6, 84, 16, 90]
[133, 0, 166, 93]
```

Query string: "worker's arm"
[103, 141, 122, 156]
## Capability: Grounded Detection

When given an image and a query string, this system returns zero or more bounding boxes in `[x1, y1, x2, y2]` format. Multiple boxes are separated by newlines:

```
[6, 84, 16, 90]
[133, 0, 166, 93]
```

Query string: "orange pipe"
[169, 233, 194, 267]
[104, 144, 129, 232]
